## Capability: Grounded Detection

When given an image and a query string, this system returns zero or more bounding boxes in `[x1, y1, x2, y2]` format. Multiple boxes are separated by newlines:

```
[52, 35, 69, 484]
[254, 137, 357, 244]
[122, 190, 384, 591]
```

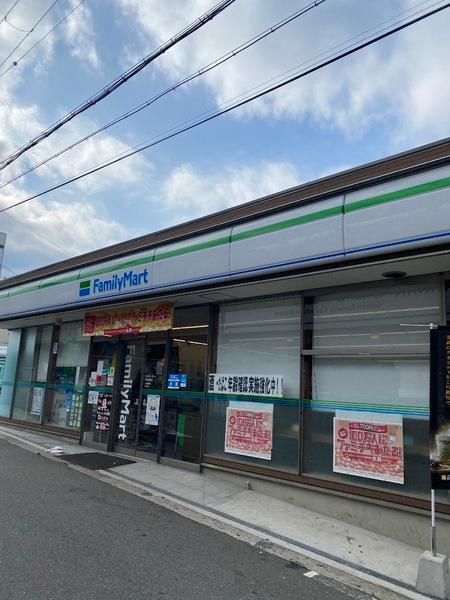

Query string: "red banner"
[83, 303, 173, 336]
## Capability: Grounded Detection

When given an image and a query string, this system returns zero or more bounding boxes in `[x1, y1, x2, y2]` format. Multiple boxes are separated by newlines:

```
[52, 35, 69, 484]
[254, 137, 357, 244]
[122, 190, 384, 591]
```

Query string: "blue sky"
[0, 0, 449, 275]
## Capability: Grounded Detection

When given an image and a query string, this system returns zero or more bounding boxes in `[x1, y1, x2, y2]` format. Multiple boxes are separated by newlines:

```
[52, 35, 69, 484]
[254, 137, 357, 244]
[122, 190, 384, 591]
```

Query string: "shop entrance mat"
[59, 452, 136, 470]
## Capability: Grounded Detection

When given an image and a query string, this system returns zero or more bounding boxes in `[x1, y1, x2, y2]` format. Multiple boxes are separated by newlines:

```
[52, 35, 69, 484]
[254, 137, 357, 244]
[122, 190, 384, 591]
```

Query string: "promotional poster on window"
[333, 416, 404, 484]
[225, 405, 273, 460]
[430, 326, 450, 490]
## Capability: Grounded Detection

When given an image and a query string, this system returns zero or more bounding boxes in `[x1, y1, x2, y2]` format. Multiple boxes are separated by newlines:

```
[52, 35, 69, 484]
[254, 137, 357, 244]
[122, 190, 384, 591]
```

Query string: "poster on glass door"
[430, 326, 450, 489]
[144, 395, 160, 426]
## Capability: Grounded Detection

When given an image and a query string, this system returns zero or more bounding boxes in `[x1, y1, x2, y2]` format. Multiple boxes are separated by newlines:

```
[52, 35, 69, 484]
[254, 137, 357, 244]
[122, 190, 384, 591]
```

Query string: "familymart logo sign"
[79, 267, 149, 298]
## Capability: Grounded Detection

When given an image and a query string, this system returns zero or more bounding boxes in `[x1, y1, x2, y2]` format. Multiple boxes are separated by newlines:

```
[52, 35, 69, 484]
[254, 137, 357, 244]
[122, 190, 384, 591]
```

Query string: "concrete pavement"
[0, 423, 437, 600]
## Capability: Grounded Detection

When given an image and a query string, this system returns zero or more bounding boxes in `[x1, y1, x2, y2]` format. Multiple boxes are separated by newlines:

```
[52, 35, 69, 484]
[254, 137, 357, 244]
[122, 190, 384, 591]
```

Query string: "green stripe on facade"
[8, 284, 41, 298]
[231, 206, 342, 242]
[3, 174, 450, 299]
[304, 398, 428, 411]
[80, 254, 155, 279]
[345, 176, 450, 213]
[153, 235, 231, 261]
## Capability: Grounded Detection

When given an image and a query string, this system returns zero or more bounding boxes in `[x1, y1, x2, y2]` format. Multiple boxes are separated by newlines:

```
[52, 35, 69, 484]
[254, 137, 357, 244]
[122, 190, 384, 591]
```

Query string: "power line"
[1, 0, 447, 215]
[0, 0, 326, 190]
[1, 263, 18, 276]
[1, 211, 70, 256]
[0, 0, 59, 71]
[0, 0, 20, 23]
[0, 0, 87, 79]
[0, 0, 236, 173]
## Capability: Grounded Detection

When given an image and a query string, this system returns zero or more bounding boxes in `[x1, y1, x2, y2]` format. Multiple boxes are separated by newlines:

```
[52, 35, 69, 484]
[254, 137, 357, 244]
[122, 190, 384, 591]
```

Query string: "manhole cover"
[59, 452, 136, 470]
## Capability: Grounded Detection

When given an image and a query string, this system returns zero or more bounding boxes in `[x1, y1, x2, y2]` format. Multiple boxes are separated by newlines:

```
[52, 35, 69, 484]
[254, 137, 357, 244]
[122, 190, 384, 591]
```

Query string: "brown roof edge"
[2, 136, 450, 290]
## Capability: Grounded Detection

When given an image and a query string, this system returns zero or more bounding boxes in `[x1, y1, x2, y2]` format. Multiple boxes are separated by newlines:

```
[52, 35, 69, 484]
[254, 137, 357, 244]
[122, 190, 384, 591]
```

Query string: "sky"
[0, 0, 449, 276]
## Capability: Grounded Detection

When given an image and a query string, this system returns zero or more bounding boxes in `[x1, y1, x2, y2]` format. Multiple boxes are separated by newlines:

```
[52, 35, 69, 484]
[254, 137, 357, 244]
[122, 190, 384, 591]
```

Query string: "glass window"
[161, 306, 209, 463]
[44, 322, 89, 430]
[11, 325, 52, 423]
[302, 280, 441, 497]
[0, 329, 20, 418]
[204, 297, 301, 472]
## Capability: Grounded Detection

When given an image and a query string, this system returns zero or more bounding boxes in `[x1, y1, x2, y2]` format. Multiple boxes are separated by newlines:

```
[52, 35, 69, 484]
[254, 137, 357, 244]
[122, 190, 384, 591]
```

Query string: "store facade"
[0, 139, 450, 547]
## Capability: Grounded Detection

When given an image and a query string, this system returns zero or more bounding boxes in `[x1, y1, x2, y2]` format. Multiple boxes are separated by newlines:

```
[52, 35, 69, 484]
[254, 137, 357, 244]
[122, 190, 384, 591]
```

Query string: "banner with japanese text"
[83, 303, 173, 336]
[209, 373, 283, 397]
[225, 407, 273, 460]
[333, 417, 404, 484]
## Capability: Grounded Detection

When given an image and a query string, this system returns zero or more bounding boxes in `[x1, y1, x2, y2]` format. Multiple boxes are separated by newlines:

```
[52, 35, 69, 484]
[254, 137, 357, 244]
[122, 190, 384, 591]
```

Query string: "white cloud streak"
[160, 161, 301, 224]
[118, 0, 450, 146]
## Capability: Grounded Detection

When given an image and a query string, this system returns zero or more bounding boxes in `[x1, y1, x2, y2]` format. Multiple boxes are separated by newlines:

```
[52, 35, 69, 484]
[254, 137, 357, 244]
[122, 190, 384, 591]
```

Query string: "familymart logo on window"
[79, 267, 149, 298]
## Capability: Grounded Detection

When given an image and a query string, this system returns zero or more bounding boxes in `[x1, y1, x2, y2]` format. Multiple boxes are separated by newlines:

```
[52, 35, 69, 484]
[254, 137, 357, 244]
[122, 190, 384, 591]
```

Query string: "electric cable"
[0, 0, 20, 23]
[0, 0, 59, 71]
[1, 0, 445, 215]
[0, 0, 87, 78]
[1, 263, 18, 276]
[4, 16, 31, 33]
[0, 211, 70, 256]
[0, 0, 327, 190]
[0, 0, 236, 172]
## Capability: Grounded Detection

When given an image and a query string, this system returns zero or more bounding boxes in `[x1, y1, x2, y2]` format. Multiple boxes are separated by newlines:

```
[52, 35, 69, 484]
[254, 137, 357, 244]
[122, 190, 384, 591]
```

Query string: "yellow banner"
[83, 303, 173, 336]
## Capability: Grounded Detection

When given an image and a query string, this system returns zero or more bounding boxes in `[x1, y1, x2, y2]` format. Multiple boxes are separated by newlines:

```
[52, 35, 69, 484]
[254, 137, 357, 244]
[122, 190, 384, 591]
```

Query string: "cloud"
[0, 183, 128, 272]
[160, 161, 301, 224]
[117, 0, 450, 146]
[63, 0, 101, 71]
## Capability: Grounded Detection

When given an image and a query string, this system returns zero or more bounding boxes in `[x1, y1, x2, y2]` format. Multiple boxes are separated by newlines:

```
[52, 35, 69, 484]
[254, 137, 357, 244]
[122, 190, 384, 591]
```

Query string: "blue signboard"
[167, 373, 188, 390]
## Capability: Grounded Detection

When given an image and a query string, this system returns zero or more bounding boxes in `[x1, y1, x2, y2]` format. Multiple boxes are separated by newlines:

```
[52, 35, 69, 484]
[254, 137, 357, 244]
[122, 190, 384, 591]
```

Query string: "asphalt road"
[0, 439, 371, 600]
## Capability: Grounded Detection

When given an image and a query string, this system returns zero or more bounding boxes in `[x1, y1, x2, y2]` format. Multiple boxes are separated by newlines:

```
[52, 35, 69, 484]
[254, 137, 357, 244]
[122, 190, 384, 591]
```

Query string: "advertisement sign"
[225, 407, 273, 460]
[30, 387, 44, 416]
[209, 374, 283, 397]
[82, 303, 173, 336]
[95, 393, 113, 431]
[167, 373, 188, 390]
[430, 326, 450, 489]
[145, 395, 160, 426]
[333, 417, 404, 484]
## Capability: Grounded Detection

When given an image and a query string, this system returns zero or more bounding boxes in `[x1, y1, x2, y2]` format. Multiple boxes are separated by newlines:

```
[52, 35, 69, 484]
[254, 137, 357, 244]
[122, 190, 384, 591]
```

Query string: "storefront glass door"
[113, 336, 166, 456]
[82, 340, 118, 447]
[160, 307, 209, 464]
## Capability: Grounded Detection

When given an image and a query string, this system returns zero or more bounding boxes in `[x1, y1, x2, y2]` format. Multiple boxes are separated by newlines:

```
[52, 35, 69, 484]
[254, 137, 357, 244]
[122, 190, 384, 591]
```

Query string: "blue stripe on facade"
[0, 230, 449, 319]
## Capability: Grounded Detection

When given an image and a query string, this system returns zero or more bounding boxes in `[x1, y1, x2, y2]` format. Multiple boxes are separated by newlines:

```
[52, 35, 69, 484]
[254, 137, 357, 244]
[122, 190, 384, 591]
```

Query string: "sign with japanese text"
[430, 326, 450, 489]
[225, 407, 273, 460]
[95, 393, 113, 431]
[209, 374, 283, 397]
[333, 417, 404, 484]
[82, 303, 173, 336]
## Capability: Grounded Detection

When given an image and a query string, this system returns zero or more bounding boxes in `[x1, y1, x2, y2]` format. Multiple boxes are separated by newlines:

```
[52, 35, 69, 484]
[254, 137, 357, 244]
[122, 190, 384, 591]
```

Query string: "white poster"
[31, 387, 44, 416]
[87, 390, 99, 405]
[88, 371, 97, 387]
[145, 395, 160, 426]
[209, 374, 283, 398]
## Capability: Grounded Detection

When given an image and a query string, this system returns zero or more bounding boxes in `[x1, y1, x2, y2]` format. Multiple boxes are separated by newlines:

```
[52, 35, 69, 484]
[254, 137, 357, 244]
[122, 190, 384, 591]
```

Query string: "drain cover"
[59, 452, 135, 470]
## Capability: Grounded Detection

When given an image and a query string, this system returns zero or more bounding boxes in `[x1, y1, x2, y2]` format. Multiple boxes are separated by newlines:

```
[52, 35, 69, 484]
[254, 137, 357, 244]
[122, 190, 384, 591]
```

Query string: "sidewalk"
[0, 423, 433, 600]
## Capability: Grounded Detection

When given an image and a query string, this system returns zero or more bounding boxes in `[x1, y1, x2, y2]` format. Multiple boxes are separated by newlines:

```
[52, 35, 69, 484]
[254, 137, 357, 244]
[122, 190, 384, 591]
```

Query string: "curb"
[0, 429, 430, 600]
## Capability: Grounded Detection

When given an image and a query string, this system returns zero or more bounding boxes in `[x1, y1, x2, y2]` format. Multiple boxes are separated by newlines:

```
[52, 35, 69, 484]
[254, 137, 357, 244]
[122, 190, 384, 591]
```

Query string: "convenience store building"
[0, 138, 450, 551]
